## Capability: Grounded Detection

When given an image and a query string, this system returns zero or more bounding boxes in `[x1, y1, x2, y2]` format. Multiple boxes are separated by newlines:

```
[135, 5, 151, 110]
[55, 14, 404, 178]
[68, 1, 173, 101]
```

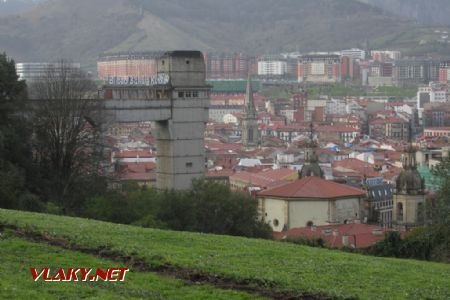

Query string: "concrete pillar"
[155, 51, 210, 190]
[155, 98, 209, 190]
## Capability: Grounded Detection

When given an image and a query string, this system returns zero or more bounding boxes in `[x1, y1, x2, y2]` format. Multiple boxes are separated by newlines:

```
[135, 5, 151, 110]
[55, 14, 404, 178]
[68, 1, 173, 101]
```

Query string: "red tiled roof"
[206, 169, 235, 178]
[273, 223, 392, 249]
[231, 168, 297, 188]
[369, 115, 408, 125]
[120, 162, 156, 173]
[258, 176, 366, 199]
[332, 158, 380, 178]
[316, 125, 359, 133]
[205, 141, 242, 151]
[113, 151, 154, 159]
[332, 158, 373, 170]
[424, 127, 450, 131]
[118, 162, 156, 182]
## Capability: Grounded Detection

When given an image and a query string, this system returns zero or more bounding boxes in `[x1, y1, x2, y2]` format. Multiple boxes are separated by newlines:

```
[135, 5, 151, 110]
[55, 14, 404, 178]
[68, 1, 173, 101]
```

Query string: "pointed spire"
[300, 122, 323, 179]
[245, 73, 257, 119]
[403, 119, 417, 170]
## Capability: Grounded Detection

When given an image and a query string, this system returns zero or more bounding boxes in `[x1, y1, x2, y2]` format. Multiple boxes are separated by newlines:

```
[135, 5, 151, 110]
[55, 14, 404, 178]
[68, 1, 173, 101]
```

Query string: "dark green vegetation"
[262, 84, 417, 100]
[0, 235, 263, 299]
[1, 0, 450, 64]
[306, 84, 418, 98]
[81, 180, 272, 239]
[0, 55, 109, 216]
[372, 26, 450, 56]
[208, 80, 262, 94]
[369, 151, 450, 263]
[0, 0, 411, 62]
[0, 53, 36, 211]
[1, 209, 450, 300]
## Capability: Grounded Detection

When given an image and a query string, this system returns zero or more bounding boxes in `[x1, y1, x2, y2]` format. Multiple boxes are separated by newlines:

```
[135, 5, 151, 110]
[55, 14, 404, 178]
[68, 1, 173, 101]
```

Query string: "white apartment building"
[258, 60, 288, 76]
[326, 98, 349, 116]
[340, 48, 366, 60]
[371, 50, 402, 62]
[417, 83, 448, 110]
[417, 82, 449, 124]
[16, 62, 81, 82]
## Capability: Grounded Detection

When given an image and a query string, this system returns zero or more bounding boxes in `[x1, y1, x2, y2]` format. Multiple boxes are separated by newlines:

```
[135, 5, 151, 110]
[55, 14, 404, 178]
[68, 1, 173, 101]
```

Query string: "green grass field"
[1, 209, 449, 300]
[0, 234, 263, 300]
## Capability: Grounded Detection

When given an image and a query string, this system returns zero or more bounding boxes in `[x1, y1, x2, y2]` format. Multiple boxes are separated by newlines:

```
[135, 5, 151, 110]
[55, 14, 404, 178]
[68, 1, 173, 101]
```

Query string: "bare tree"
[29, 60, 105, 212]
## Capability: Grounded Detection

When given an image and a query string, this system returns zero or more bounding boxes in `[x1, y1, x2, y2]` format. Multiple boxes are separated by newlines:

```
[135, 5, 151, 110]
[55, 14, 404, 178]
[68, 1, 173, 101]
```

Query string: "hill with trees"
[359, 0, 450, 25]
[0, 0, 412, 63]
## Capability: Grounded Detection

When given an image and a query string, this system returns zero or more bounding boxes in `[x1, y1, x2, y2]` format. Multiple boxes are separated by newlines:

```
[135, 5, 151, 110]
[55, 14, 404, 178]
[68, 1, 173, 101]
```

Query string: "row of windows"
[371, 189, 394, 198]
[177, 91, 200, 98]
[372, 200, 393, 210]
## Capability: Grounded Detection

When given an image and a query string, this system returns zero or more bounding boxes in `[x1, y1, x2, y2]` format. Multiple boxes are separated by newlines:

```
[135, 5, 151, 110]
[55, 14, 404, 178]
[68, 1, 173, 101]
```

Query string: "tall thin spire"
[403, 120, 417, 170]
[242, 73, 258, 149]
[245, 73, 257, 119]
[299, 122, 323, 178]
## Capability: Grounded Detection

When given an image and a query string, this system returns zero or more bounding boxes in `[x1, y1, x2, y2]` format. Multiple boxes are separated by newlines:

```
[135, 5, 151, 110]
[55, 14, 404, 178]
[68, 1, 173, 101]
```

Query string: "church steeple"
[299, 123, 324, 178]
[241, 73, 258, 150]
[396, 121, 424, 195]
[245, 73, 257, 119]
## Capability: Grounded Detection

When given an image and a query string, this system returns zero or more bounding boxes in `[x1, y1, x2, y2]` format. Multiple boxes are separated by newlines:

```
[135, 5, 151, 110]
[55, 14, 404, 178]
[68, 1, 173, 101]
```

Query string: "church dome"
[300, 163, 324, 178]
[396, 169, 424, 195]
[396, 145, 425, 195]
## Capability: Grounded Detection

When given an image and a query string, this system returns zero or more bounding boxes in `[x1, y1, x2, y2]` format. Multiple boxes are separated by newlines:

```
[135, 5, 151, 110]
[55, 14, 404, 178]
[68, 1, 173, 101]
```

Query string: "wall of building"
[260, 198, 289, 232]
[393, 194, 426, 227]
[288, 200, 329, 228]
[331, 198, 361, 224]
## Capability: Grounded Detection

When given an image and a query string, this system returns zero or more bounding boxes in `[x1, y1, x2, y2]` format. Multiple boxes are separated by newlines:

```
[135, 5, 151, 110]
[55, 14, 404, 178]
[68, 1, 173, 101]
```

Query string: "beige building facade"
[259, 197, 362, 232]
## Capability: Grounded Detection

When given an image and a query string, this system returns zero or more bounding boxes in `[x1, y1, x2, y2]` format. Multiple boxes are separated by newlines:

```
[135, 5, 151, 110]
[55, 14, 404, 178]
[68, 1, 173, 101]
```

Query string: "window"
[178, 92, 184, 98]
[417, 203, 425, 223]
[186, 162, 193, 168]
[193, 91, 199, 98]
[185, 92, 192, 98]
[273, 219, 280, 227]
[248, 128, 254, 142]
[397, 203, 403, 221]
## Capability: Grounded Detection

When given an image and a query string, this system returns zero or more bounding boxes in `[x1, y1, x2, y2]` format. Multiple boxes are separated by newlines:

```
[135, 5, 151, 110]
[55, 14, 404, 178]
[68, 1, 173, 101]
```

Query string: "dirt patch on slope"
[0, 223, 344, 300]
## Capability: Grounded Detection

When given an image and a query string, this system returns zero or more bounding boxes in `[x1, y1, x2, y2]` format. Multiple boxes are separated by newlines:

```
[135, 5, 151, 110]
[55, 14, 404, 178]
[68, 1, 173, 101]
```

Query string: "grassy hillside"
[372, 25, 450, 56]
[359, 0, 450, 26]
[1, 209, 449, 299]
[0, 0, 411, 63]
[0, 236, 261, 299]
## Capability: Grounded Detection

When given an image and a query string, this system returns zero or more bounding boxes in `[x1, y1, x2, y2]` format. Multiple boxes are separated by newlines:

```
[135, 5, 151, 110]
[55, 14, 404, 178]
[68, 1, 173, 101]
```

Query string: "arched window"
[397, 203, 403, 221]
[248, 128, 254, 142]
[417, 203, 425, 224]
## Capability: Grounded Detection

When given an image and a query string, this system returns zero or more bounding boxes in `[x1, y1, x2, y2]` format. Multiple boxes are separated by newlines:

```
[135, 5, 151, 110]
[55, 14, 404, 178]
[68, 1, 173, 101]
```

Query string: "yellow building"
[257, 176, 366, 232]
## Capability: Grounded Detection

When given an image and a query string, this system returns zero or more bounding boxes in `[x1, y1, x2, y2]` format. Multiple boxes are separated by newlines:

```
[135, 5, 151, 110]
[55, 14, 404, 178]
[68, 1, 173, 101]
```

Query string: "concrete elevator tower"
[154, 51, 210, 190]
[102, 51, 210, 190]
